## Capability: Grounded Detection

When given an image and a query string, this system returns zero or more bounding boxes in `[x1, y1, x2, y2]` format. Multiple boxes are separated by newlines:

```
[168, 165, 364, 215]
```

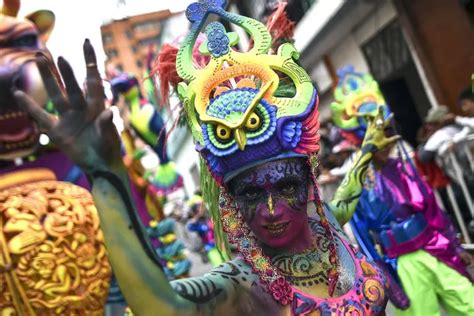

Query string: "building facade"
[100, 10, 176, 78]
[288, 0, 473, 146]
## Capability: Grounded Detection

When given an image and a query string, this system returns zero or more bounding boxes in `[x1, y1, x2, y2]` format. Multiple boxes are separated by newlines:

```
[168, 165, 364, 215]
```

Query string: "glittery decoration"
[219, 189, 293, 305]
[290, 245, 387, 315]
[307, 153, 339, 297]
[185, 0, 227, 23]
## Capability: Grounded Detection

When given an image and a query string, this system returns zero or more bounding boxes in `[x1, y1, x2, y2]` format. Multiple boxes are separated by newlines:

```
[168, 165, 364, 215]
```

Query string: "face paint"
[228, 158, 311, 249]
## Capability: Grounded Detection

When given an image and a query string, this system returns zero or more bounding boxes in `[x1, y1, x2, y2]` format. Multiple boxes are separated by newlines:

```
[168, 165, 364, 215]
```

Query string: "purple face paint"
[228, 158, 312, 250]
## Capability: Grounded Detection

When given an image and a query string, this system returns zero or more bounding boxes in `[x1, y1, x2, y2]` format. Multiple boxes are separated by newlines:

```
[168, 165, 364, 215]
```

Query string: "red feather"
[152, 43, 180, 106]
[152, 34, 209, 106]
[266, 2, 296, 52]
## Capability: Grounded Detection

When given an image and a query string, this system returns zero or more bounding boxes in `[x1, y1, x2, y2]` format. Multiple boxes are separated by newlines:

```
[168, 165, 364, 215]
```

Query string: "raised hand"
[359, 106, 401, 152]
[330, 107, 400, 225]
[13, 39, 122, 173]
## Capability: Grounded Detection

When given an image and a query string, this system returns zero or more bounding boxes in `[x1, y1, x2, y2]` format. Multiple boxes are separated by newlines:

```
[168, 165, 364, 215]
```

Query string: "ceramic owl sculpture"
[176, 0, 320, 183]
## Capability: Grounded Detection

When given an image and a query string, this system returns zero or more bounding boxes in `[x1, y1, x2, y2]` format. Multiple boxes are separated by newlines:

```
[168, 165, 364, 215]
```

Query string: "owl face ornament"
[176, 0, 320, 183]
[330, 66, 391, 142]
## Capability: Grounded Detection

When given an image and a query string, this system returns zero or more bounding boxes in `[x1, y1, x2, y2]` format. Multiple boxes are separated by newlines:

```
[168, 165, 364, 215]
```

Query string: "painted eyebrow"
[274, 176, 303, 188]
[233, 185, 264, 196]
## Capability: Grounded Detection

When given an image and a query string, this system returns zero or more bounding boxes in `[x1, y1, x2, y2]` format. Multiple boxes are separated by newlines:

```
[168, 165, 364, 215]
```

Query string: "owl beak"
[234, 128, 247, 151]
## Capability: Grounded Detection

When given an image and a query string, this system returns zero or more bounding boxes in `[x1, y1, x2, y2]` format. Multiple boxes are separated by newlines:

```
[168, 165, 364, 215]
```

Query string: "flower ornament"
[270, 276, 293, 305]
[206, 22, 230, 57]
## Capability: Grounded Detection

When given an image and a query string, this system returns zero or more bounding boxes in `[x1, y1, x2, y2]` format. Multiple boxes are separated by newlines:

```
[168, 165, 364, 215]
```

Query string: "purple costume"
[374, 158, 472, 282]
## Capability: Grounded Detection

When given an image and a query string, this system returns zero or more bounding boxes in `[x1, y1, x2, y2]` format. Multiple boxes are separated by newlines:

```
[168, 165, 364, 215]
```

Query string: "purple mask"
[228, 158, 311, 250]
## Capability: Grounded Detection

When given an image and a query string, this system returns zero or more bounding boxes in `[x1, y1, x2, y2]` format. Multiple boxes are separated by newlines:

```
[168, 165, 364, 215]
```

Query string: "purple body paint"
[228, 158, 313, 251]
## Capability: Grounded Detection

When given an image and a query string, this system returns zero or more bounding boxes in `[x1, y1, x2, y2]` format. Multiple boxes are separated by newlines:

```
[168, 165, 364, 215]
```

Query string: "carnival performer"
[108, 67, 185, 226]
[0, 1, 110, 314]
[186, 191, 226, 266]
[331, 66, 474, 315]
[14, 1, 397, 315]
[147, 217, 192, 280]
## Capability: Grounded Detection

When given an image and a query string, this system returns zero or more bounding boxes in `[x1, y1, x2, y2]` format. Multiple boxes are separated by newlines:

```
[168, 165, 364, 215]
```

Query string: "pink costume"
[375, 158, 472, 282]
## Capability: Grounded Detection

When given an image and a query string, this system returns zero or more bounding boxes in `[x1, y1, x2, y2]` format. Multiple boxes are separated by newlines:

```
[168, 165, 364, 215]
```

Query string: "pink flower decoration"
[270, 277, 293, 305]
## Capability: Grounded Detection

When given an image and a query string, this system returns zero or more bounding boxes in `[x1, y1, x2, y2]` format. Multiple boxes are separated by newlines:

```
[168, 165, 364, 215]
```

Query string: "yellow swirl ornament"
[363, 278, 384, 303]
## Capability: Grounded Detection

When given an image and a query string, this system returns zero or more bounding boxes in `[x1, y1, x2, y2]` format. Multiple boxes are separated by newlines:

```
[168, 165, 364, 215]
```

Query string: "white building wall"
[330, 1, 397, 74]
[315, 1, 398, 118]
[174, 134, 201, 197]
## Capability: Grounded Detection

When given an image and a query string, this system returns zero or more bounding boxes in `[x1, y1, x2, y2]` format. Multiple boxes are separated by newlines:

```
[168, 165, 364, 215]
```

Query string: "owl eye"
[245, 112, 261, 131]
[216, 124, 232, 140]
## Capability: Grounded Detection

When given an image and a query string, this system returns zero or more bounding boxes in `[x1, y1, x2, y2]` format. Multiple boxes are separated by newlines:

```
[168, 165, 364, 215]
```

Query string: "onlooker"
[458, 86, 474, 116]
[417, 101, 474, 240]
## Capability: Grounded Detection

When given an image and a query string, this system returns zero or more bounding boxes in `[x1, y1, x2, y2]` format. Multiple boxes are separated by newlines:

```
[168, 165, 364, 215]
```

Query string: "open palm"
[13, 40, 122, 173]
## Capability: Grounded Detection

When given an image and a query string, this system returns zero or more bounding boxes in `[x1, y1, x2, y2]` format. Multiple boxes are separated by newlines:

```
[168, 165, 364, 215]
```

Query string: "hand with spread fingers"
[13, 39, 122, 173]
[359, 106, 401, 153]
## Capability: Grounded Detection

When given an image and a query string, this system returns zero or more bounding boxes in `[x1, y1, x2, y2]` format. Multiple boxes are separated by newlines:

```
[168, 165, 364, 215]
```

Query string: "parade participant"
[147, 218, 192, 280]
[109, 70, 184, 222]
[331, 66, 474, 315]
[0, 1, 111, 314]
[186, 191, 226, 266]
[14, 1, 395, 314]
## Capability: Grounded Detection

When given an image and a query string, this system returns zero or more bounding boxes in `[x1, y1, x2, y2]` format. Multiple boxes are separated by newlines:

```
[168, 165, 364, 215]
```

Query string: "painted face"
[228, 158, 310, 249]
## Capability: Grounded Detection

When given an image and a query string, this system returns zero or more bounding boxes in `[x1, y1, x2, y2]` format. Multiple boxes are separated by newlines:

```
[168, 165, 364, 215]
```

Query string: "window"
[136, 60, 143, 68]
[362, 21, 411, 82]
[131, 46, 138, 53]
[138, 35, 160, 48]
[133, 20, 161, 33]
[107, 48, 118, 58]
[125, 30, 133, 39]
[102, 33, 113, 45]
[116, 64, 124, 72]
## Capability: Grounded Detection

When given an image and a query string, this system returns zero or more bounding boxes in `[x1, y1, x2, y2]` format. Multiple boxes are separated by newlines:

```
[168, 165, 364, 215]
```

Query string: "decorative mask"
[175, 0, 320, 184]
[0, 0, 56, 160]
[330, 65, 391, 143]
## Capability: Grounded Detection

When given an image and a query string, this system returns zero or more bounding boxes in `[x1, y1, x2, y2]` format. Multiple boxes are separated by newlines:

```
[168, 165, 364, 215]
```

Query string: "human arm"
[12, 40, 247, 316]
[454, 115, 474, 130]
[417, 146, 437, 163]
[329, 109, 400, 225]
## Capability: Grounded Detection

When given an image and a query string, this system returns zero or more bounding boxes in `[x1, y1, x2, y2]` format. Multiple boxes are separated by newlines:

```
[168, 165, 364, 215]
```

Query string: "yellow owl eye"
[216, 124, 232, 140]
[245, 112, 261, 130]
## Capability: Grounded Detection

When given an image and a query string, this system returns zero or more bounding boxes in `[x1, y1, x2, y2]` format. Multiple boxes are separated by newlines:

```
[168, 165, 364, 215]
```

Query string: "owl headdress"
[176, 0, 320, 183]
[330, 65, 391, 144]
[172, 0, 340, 305]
